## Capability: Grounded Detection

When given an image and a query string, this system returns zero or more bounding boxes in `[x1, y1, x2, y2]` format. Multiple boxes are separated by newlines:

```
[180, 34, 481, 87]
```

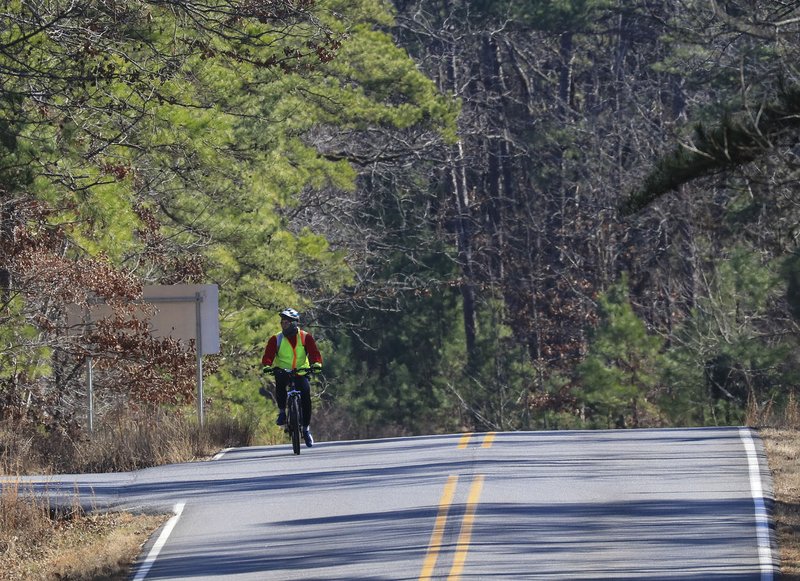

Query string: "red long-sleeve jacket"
[261, 330, 322, 368]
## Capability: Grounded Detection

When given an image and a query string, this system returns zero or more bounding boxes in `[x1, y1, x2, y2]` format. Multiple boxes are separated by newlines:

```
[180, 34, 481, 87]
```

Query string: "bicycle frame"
[286, 384, 303, 455]
[271, 368, 310, 455]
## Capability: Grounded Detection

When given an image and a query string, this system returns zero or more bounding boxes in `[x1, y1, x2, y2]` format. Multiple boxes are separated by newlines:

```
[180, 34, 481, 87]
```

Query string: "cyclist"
[261, 308, 322, 447]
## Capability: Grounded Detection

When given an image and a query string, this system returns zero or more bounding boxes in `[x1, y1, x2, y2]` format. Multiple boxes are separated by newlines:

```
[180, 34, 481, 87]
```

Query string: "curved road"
[24, 427, 776, 579]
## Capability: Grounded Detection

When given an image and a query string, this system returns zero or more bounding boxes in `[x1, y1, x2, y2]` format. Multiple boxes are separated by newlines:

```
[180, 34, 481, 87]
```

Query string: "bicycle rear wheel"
[288, 396, 302, 455]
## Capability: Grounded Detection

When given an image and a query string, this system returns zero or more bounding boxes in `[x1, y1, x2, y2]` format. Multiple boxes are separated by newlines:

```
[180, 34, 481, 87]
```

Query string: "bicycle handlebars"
[262, 366, 321, 376]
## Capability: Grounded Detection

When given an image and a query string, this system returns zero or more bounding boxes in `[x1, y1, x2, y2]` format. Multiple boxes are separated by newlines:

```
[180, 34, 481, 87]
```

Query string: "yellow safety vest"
[274, 330, 308, 370]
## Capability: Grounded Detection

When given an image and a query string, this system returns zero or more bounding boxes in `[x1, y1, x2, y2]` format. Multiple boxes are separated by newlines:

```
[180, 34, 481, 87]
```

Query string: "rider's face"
[280, 318, 293, 328]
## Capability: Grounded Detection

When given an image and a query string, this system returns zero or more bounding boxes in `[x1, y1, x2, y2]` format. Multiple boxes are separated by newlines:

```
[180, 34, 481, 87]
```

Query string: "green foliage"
[782, 252, 800, 322]
[533, 371, 584, 430]
[0, 114, 35, 193]
[436, 0, 612, 32]
[622, 86, 800, 215]
[577, 277, 665, 428]
[469, 0, 615, 31]
[657, 343, 706, 427]
[323, 285, 464, 437]
[198, 0, 457, 421]
[0, 0, 458, 434]
[660, 247, 797, 425]
[9, 0, 798, 444]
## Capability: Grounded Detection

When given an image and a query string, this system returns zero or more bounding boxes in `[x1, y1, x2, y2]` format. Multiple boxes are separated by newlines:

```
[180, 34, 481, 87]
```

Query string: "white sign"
[68, 284, 220, 428]
[66, 285, 220, 354]
[142, 284, 220, 354]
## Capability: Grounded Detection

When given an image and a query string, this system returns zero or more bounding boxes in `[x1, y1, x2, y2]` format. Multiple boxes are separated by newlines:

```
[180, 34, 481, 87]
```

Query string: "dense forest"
[2, 0, 799, 444]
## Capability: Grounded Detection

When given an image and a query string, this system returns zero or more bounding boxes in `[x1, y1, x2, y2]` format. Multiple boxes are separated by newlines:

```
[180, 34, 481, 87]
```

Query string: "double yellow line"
[418, 474, 460, 579]
[418, 432, 495, 581]
[457, 431, 495, 450]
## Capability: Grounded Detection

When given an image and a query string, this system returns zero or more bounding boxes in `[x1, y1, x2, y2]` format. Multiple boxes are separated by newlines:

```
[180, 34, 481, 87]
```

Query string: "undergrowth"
[0, 406, 259, 475]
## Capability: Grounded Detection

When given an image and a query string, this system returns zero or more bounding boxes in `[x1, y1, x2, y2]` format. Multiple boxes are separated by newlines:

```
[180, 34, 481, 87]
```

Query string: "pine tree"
[577, 277, 665, 428]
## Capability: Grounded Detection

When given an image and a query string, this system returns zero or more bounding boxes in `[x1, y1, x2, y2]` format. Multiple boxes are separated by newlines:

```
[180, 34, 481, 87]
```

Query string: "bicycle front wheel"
[288, 396, 302, 455]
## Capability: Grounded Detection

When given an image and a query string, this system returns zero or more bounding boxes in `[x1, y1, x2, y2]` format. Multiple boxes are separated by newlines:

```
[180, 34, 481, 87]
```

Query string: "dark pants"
[274, 370, 312, 428]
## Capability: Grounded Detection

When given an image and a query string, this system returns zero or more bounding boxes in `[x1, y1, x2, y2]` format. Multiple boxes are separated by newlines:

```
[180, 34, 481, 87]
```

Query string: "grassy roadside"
[0, 499, 168, 581]
[762, 428, 800, 579]
[0, 408, 261, 580]
[1, 427, 798, 579]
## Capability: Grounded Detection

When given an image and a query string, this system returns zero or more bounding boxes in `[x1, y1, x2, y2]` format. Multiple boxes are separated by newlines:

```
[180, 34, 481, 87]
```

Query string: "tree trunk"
[0, 202, 13, 304]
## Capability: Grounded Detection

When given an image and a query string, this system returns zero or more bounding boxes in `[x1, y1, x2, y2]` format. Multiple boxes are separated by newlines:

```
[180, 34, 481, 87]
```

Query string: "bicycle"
[262, 367, 315, 455]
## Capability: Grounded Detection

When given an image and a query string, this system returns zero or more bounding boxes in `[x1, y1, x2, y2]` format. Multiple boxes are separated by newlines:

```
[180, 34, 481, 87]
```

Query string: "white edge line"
[212, 448, 232, 461]
[739, 427, 775, 580]
[132, 501, 186, 581]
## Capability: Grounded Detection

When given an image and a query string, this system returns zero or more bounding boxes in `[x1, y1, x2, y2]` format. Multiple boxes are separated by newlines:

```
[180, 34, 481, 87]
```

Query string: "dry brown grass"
[1, 480, 168, 580]
[0, 481, 55, 561]
[3, 512, 167, 580]
[0, 407, 256, 580]
[761, 428, 800, 580]
[1, 407, 258, 475]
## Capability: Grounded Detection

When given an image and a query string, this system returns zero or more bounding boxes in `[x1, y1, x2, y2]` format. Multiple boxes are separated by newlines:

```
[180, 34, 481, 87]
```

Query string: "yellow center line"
[418, 475, 459, 580]
[420, 435, 492, 579]
[448, 474, 485, 580]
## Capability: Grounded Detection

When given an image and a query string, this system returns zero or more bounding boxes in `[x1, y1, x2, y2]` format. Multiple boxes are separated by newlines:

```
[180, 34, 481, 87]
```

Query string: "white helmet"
[279, 308, 300, 322]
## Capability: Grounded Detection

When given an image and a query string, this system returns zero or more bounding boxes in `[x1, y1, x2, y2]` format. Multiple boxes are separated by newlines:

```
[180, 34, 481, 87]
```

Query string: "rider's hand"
[262, 365, 273, 375]
[311, 362, 322, 374]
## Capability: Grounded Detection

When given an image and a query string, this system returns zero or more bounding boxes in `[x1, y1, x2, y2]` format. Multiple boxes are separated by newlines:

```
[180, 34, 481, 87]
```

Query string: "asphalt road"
[21, 427, 776, 580]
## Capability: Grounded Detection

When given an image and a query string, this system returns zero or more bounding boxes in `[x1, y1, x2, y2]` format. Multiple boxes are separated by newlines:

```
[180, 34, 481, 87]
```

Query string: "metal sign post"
[141, 290, 217, 428]
[86, 356, 94, 434]
[195, 291, 204, 427]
